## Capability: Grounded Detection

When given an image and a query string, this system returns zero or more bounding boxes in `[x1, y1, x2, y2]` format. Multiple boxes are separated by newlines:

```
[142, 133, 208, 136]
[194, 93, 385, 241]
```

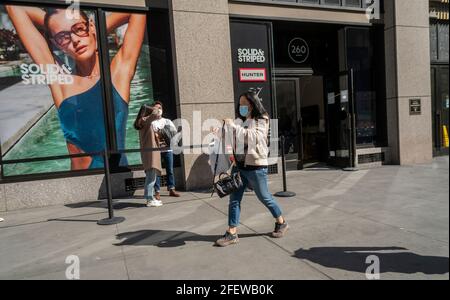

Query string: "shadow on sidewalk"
[115, 230, 268, 248]
[294, 247, 449, 275]
[65, 201, 146, 210]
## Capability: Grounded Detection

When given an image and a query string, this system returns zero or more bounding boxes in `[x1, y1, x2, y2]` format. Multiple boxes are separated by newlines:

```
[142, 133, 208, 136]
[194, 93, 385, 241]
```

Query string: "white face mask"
[151, 108, 162, 116]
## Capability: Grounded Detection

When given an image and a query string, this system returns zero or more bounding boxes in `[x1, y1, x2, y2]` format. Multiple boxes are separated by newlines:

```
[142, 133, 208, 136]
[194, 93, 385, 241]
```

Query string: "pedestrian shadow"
[114, 230, 268, 248]
[294, 247, 449, 275]
[65, 201, 146, 210]
[186, 154, 214, 191]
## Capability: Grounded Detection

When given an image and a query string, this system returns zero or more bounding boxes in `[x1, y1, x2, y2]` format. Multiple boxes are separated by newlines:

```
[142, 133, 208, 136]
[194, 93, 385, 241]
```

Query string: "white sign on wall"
[239, 68, 267, 82]
[237, 48, 266, 63]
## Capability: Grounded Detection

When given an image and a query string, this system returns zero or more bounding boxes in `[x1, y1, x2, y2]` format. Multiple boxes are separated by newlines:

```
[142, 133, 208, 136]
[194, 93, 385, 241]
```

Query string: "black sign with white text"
[288, 38, 310, 64]
[410, 99, 422, 115]
[230, 21, 273, 117]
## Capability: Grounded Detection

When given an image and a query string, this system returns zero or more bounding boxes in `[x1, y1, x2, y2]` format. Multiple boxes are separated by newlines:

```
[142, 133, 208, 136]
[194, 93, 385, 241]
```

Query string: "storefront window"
[105, 11, 154, 167]
[235, 0, 371, 9]
[430, 20, 449, 63]
[0, 4, 170, 178]
[0, 5, 107, 176]
[345, 27, 377, 145]
[430, 22, 439, 62]
[438, 22, 449, 62]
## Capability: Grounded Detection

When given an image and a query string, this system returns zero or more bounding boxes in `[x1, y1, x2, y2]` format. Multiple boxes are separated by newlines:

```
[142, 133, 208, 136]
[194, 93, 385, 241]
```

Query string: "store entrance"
[276, 77, 302, 170]
[275, 73, 328, 170]
[299, 76, 328, 167]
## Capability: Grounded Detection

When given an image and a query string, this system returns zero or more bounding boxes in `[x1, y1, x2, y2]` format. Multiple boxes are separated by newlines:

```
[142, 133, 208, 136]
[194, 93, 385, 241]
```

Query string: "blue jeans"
[155, 151, 175, 192]
[144, 169, 157, 201]
[228, 167, 283, 227]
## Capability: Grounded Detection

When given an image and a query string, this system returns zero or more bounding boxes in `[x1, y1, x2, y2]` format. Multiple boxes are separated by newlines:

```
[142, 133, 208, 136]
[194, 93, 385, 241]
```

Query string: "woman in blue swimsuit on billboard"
[5, 5, 146, 170]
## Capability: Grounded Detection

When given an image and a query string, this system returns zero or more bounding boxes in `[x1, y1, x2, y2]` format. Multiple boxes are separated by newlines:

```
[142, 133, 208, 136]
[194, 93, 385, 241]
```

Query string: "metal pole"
[275, 136, 296, 198]
[350, 68, 358, 170]
[344, 69, 358, 172]
[105, 149, 113, 219]
[281, 136, 287, 192]
[97, 149, 125, 225]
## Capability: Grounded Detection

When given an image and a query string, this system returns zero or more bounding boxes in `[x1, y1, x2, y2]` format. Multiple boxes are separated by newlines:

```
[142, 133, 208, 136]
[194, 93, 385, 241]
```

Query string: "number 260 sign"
[288, 38, 309, 64]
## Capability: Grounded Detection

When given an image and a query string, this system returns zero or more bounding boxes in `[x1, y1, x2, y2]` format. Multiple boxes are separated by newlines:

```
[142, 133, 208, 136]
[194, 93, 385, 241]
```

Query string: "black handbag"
[213, 172, 243, 198]
[211, 123, 243, 198]
[159, 123, 177, 146]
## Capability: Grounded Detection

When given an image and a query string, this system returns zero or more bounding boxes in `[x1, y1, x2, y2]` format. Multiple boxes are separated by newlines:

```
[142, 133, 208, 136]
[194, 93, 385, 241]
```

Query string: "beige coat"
[137, 115, 162, 174]
[234, 116, 270, 167]
[220, 116, 270, 167]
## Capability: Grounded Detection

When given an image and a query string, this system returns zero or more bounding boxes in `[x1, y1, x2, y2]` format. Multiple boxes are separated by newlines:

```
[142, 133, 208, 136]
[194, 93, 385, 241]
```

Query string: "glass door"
[325, 70, 357, 169]
[275, 77, 303, 170]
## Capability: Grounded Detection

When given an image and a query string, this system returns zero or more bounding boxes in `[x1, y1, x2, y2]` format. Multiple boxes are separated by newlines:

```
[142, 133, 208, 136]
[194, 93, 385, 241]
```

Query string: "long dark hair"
[236, 89, 268, 121]
[134, 104, 153, 130]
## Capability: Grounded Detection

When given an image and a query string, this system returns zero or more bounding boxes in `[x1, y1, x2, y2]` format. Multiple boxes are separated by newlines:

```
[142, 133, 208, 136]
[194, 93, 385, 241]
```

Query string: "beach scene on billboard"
[0, 5, 154, 176]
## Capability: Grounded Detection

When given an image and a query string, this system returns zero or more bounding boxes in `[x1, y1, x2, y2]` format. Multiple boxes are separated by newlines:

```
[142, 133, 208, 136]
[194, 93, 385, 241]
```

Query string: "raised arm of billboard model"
[5, 6, 54, 67]
[110, 13, 147, 104]
[120, 13, 146, 73]
[106, 12, 131, 34]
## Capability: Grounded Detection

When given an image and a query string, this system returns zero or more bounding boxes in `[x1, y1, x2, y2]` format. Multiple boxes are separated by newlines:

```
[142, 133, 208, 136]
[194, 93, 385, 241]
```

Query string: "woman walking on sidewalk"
[214, 90, 288, 247]
[134, 105, 162, 207]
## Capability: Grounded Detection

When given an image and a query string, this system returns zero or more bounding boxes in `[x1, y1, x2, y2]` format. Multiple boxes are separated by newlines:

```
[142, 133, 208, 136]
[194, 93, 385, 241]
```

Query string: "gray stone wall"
[384, 0, 433, 164]
[170, 0, 236, 190]
[0, 185, 5, 212]
[0, 171, 148, 211]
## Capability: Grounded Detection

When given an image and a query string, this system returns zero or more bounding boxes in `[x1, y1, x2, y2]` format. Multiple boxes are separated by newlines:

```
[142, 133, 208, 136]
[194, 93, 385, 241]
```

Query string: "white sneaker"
[146, 200, 162, 207]
[0, 218, 4, 222]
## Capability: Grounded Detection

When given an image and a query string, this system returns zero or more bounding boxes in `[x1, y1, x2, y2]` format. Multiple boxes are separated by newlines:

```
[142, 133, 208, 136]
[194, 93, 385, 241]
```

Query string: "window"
[0, 4, 107, 176]
[105, 11, 153, 167]
[232, 0, 374, 9]
[0, 3, 175, 179]
[344, 27, 378, 145]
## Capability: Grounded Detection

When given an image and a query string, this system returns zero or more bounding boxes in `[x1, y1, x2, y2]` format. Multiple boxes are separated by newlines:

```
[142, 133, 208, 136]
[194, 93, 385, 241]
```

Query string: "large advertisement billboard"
[0, 5, 154, 177]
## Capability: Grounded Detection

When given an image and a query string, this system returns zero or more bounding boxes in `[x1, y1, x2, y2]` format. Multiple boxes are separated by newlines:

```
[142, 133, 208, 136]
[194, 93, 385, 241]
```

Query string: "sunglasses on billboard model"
[50, 21, 90, 48]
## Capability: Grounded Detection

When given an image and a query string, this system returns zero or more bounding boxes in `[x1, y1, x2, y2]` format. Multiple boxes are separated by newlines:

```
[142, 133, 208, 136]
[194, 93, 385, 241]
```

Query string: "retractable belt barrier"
[274, 136, 296, 198]
[1, 141, 294, 225]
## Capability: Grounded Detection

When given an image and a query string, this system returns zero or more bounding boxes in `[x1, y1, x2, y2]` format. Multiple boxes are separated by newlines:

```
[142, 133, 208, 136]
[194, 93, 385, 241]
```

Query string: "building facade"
[0, 0, 447, 211]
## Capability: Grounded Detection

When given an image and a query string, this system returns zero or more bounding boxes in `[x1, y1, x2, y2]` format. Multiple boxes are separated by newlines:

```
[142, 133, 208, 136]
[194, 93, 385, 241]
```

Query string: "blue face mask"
[239, 105, 249, 117]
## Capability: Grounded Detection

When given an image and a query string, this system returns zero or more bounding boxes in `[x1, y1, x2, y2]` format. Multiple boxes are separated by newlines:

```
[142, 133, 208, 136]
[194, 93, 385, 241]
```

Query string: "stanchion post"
[275, 136, 296, 198]
[97, 149, 125, 225]
[281, 136, 288, 192]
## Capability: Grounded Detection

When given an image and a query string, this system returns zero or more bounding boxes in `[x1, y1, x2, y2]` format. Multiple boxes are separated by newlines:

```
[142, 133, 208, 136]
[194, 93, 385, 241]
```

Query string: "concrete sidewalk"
[0, 157, 448, 280]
